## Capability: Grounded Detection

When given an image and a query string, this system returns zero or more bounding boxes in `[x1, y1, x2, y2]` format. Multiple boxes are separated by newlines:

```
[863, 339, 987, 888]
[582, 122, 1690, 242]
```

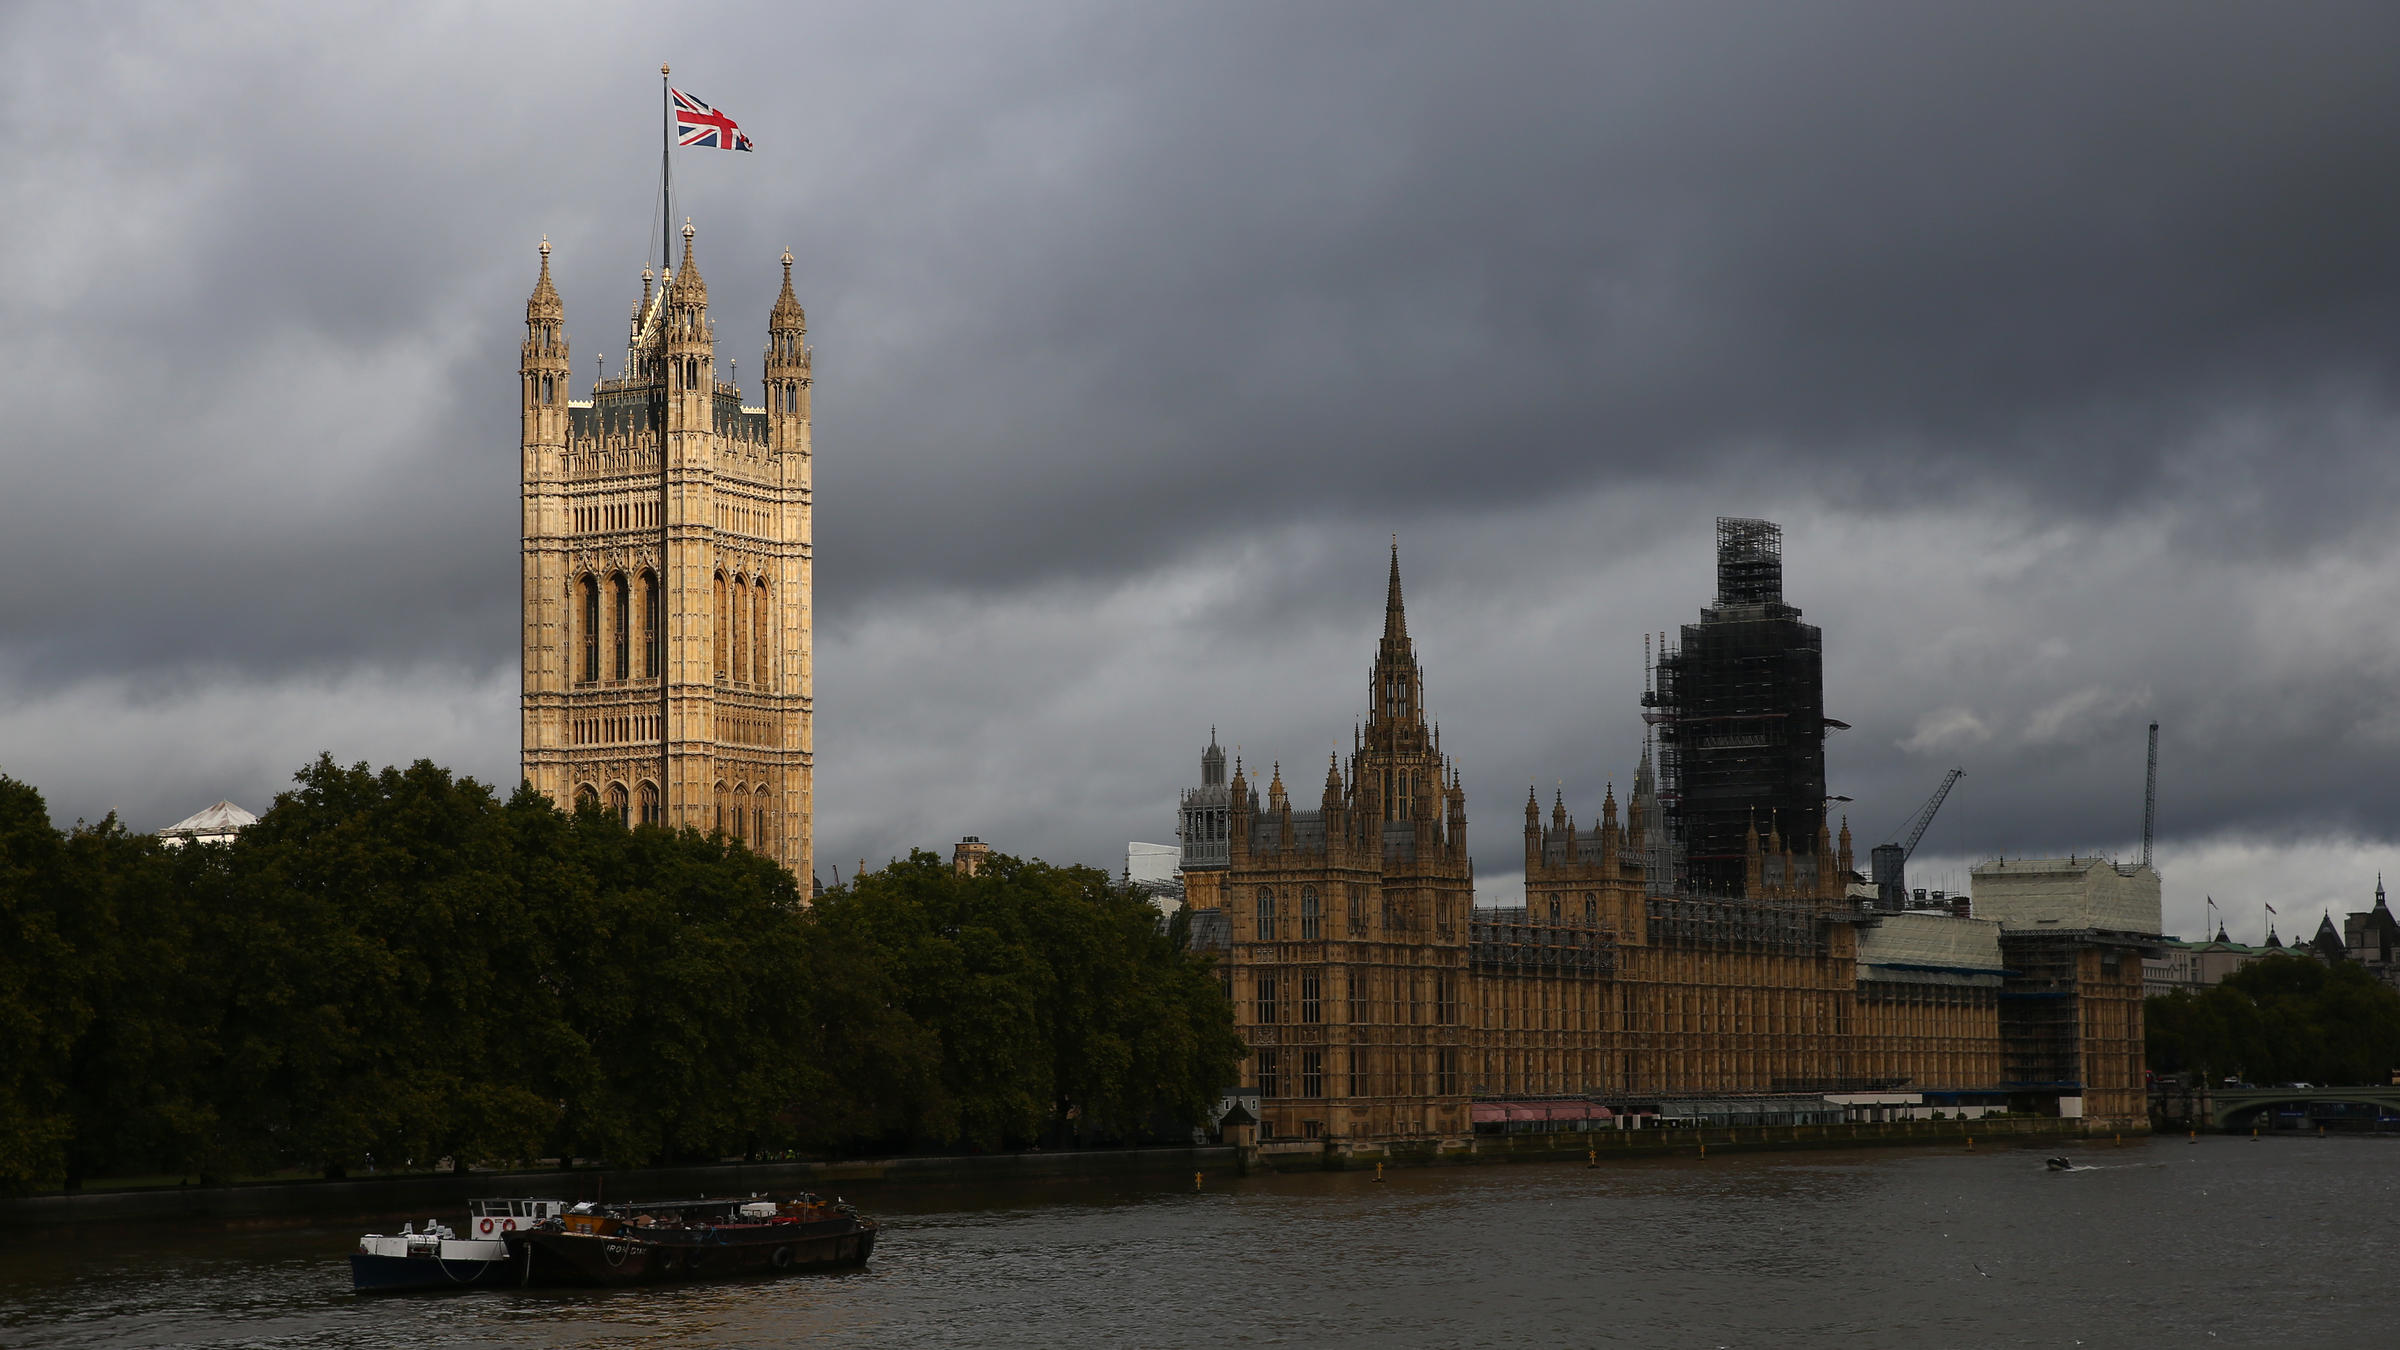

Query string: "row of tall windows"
[1254, 886, 1323, 941]
[1543, 893, 1602, 925]
[576, 570, 662, 684]
[1243, 970, 1482, 1027]
[574, 568, 776, 689]
[1249, 1048, 1351, 1100]
[713, 784, 773, 851]
[712, 571, 774, 687]
[573, 780, 661, 826]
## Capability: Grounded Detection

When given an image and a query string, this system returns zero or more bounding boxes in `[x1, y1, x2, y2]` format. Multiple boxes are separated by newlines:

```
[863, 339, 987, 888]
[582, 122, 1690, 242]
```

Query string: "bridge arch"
[2211, 1087, 2400, 1130]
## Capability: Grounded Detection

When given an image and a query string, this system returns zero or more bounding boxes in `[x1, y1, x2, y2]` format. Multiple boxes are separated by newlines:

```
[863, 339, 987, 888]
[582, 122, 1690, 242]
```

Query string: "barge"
[505, 1194, 877, 1286]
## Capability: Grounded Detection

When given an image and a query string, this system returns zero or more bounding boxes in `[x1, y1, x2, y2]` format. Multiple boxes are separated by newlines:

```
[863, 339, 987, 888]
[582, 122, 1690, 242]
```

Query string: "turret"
[664, 219, 712, 376]
[520, 237, 573, 728]
[1743, 812, 1764, 899]
[1815, 816, 1837, 900]
[630, 265, 655, 349]
[1202, 729, 1226, 787]
[1228, 757, 1250, 855]
[763, 247, 812, 451]
[522, 236, 570, 447]
[1524, 783, 1541, 874]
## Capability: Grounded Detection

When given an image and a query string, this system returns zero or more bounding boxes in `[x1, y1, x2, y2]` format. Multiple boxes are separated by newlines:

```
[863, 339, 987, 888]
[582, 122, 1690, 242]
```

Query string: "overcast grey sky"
[5, 1, 2398, 943]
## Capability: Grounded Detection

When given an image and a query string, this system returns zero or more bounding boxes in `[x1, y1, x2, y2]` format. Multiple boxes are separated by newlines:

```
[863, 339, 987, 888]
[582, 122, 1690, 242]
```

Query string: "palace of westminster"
[518, 223, 815, 886]
[515, 231, 2155, 1149]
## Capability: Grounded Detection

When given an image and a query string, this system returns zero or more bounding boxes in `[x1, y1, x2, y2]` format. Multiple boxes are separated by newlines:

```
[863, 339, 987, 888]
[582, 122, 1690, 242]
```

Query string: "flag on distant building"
[672, 88, 753, 151]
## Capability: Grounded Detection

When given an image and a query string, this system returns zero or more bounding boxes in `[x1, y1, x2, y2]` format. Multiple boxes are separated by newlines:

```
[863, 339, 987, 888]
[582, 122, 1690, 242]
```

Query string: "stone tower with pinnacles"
[519, 221, 815, 886]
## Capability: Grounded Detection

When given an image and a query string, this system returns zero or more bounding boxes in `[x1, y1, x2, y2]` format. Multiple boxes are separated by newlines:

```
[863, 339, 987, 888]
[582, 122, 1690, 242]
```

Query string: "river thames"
[4, 1136, 2394, 1348]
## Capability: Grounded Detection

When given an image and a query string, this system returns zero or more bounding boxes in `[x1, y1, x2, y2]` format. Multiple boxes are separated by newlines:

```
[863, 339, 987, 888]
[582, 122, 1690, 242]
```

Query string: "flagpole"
[659, 60, 674, 831]
[661, 63, 673, 279]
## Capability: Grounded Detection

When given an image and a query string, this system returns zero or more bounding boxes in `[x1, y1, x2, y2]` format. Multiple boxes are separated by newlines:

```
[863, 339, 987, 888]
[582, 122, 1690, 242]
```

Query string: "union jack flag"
[672, 88, 753, 151]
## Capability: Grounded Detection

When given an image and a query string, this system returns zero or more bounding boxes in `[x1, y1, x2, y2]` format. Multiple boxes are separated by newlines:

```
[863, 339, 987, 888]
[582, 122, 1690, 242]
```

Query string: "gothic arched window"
[1549, 897, 1561, 924]
[606, 782, 628, 826]
[579, 575, 600, 683]
[611, 572, 630, 679]
[1256, 887, 1277, 942]
[730, 576, 749, 685]
[641, 570, 660, 679]
[574, 784, 598, 812]
[713, 572, 729, 682]
[1300, 886, 1320, 941]
[751, 578, 770, 686]
[637, 781, 660, 826]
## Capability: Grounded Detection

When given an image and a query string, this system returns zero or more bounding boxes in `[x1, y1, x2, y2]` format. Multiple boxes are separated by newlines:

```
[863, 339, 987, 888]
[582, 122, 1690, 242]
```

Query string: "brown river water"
[2, 1136, 2394, 1348]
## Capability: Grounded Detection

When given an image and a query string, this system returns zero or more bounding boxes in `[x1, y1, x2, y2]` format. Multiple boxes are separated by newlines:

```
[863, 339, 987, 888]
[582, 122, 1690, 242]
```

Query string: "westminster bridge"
[2151, 1081, 2400, 1132]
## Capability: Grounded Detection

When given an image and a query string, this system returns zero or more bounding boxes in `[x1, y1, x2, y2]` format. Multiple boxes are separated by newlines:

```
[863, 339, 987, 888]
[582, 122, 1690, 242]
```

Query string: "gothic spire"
[770, 246, 805, 331]
[526, 235, 562, 321]
[1367, 539, 1426, 735]
[673, 217, 707, 304]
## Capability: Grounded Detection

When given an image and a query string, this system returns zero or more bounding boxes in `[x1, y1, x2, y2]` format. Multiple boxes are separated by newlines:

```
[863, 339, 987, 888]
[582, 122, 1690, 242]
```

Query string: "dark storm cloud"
[4, 2, 2398, 933]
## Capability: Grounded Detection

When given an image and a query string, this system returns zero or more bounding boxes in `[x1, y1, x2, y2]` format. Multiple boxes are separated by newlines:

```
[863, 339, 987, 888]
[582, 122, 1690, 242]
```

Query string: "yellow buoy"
[1194, 1171, 1203, 1193]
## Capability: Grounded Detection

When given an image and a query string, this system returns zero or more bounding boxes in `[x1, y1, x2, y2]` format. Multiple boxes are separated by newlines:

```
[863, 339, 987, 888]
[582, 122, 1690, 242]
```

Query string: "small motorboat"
[2044, 1156, 2075, 1172]
[351, 1198, 567, 1292]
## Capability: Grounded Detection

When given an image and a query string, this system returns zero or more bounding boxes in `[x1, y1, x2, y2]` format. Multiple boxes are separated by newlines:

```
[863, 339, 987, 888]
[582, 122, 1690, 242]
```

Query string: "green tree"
[3, 756, 1243, 1189]
[2147, 953, 2400, 1085]
[0, 775, 77, 1193]
[812, 851, 1242, 1150]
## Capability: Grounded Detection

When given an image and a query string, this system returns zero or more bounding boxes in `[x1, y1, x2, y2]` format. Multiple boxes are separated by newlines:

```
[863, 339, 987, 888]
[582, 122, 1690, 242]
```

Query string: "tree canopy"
[2147, 953, 2400, 1086]
[0, 759, 1241, 1194]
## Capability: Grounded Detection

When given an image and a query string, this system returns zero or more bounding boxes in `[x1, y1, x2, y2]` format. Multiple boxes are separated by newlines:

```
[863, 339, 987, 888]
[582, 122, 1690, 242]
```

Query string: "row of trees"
[0, 757, 1243, 1194]
[2146, 953, 2400, 1086]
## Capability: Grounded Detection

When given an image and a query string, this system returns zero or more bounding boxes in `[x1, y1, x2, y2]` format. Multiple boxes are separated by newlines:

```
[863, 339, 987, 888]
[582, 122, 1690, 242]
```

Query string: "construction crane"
[1871, 768, 1965, 910]
[2141, 722, 2159, 871]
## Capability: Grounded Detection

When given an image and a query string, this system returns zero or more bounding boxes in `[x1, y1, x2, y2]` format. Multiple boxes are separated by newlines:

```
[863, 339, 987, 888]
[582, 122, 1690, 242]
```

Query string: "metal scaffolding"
[1469, 909, 1617, 977]
[1643, 518, 1827, 895]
